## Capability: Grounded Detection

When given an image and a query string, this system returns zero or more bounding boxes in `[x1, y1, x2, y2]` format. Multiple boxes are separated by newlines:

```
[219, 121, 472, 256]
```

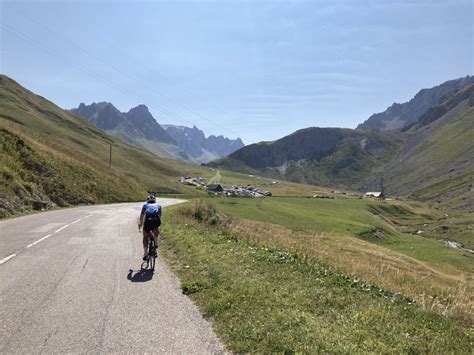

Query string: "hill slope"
[379, 83, 474, 210]
[0, 75, 213, 217]
[70, 102, 190, 162]
[209, 82, 474, 210]
[357, 76, 474, 131]
[208, 128, 404, 189]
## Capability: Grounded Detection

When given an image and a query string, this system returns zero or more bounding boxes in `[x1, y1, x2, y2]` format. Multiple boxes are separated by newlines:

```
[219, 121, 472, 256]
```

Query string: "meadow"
[160, 202, 473, 352]
[210, 196, 473, 271]
[162, 195, 473, 328]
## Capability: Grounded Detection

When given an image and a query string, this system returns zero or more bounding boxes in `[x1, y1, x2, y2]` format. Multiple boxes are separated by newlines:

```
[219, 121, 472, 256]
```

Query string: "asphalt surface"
[0, 200, 225, 354]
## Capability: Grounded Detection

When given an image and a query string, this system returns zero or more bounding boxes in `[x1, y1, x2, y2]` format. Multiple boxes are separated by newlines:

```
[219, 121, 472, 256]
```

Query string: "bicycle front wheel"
[150, 254, 155, 271]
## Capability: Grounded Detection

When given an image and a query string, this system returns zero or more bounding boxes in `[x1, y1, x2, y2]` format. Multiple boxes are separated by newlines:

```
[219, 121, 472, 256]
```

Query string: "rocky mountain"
[71, 103, 245, 164]
[208, 128, 404, 189]
[204, 134, 245, 156]
[125, 104, 175, 143]
[358, 76, 474, 131]
[71, 102, 189, 161]
[163, 124, 244, 163]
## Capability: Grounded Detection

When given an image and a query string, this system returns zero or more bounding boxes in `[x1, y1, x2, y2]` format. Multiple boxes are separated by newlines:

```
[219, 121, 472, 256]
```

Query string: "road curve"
[0, 199, 225, 354]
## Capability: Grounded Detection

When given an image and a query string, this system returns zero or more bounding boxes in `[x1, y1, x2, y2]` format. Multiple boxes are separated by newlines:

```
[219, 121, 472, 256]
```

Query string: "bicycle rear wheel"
[149, 240, 156, 271]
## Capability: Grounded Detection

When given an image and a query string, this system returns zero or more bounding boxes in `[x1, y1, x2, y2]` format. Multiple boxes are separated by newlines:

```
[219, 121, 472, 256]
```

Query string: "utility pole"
[380, 177, 385, 200]
[109, 144, 112, 168]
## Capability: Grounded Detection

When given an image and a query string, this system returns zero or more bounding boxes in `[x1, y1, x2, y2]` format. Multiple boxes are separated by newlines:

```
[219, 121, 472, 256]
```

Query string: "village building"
[207, 184, 224, 193]
[364, 191, 384, 199]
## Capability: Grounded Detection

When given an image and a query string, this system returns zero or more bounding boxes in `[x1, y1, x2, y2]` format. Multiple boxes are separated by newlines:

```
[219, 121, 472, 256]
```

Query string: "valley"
[1, 74, 472, 351]
[208, 78, 474, 214]
[2, 2, 473, 352]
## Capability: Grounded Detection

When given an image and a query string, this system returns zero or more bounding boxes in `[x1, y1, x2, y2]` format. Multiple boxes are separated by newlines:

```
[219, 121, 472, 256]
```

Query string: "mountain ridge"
[71, 103, 244, 163]
[208, 127, 404, 189]
[377, 83, 474, 210]
[208, 80, 474, 210]
[70, 102, 184, 161]
[358, 76, 474, 131]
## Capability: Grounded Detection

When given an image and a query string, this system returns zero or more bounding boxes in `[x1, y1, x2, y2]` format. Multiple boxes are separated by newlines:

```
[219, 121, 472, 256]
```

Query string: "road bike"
[142, 232, 158, 272]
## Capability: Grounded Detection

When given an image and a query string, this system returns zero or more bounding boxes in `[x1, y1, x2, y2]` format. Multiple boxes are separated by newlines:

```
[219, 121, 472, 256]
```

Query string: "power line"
[12, 15, 242, 137]
[86, 30, 243, 126]
[1, 23, 197, 127]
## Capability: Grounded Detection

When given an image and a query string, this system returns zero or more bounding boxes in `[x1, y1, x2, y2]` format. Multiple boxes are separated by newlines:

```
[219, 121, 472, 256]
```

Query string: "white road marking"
[29, 223, 64, 233]
[83, 214, 93, 219]
[71, 218, 82, 224]
[54, 225, 69, 233]
[26, 234, 52, 248]
[0, 254, 17, 265]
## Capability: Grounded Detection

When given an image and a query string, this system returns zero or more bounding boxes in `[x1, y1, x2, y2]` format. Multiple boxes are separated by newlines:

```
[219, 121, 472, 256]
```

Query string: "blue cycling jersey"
[141, 202, 162, 216]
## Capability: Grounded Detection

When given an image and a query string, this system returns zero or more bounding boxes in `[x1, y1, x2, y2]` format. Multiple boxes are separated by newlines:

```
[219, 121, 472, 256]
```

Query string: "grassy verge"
[160, 205, 473, 352]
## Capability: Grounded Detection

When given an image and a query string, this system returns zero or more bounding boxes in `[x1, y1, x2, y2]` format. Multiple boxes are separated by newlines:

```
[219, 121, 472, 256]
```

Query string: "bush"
[179, 199, 232, 227]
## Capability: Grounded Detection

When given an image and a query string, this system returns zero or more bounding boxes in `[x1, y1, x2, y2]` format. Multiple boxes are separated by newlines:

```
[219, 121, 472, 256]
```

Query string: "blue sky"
[1, 0, 472, 144]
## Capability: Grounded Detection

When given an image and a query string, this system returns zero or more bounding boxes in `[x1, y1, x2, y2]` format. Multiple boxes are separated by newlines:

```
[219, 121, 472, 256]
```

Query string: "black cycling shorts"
[144, 216, 161, 232]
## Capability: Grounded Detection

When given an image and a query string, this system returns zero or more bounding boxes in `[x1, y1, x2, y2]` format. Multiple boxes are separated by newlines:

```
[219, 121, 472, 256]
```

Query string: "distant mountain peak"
[126, 104, 153, 119]
[164, 124, 245, 163]
[128, 104, 149, 112]
[70, 101, 174, 145]
[70, 102, 244, 163]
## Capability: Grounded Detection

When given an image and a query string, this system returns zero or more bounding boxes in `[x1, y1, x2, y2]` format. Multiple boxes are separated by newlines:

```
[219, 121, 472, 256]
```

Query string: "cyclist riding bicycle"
[138, 194, 162, 261]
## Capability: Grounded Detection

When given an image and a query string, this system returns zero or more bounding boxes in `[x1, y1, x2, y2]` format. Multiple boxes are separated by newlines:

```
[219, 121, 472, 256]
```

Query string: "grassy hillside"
[380, 84, 474, 211]
[209, 84, 474, 211]
[357, 75, 474, 131]
[0, 75, 261, 217]
[209, 197, 474, 269]
[161, 196, 473, 324]
[209, 128, 404, 189]
[159, 202, 473, 352]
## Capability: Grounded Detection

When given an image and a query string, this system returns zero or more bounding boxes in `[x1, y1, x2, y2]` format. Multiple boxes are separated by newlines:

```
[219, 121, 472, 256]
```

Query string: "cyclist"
[138, 194, 162, 261]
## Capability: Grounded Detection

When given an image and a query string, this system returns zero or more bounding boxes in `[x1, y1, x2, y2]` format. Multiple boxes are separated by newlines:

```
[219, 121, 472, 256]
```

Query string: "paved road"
[0, 200, 225, 354]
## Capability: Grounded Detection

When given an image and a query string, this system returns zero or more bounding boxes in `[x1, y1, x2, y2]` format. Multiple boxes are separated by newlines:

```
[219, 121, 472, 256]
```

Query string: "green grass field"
[207, 196, 473, 272]
[212, 196, 380, 234]
[160, 209, 473, 352]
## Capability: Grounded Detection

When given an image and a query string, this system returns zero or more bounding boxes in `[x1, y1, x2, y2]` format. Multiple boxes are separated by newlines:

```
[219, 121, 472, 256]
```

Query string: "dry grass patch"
[229, 218, 473, 326]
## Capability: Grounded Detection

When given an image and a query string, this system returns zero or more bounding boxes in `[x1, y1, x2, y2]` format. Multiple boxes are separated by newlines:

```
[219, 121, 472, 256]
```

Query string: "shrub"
[179, 199, 232, 227]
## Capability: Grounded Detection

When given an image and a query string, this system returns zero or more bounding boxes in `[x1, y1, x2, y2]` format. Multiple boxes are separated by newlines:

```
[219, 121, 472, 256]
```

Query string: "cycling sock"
[144, 246, 147, 255]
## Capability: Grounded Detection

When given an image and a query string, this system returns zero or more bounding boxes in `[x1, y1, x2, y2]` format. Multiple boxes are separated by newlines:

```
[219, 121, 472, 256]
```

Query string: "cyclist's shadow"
[127, 268, 154, 282]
